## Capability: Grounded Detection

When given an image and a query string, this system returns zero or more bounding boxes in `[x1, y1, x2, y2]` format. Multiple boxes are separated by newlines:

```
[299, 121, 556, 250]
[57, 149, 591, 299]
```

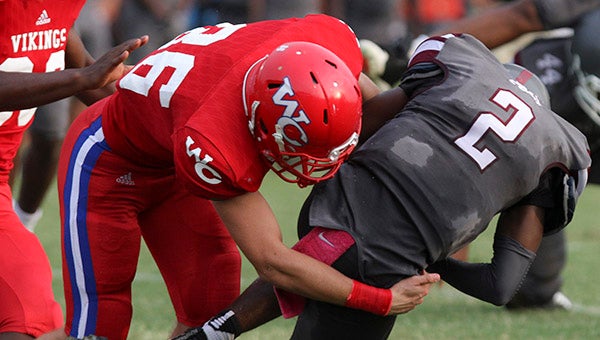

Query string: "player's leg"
[58, 106, 143, 340]
[139, 184, 241, 337]
[0, 183, 63, 339]
[291, 300, 397, 340]
[14, 99, 70, 231]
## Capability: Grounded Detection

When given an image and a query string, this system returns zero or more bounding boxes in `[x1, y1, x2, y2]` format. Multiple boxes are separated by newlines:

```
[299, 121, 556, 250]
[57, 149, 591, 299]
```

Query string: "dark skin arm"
[432, 0, 544, 49]
[360, 86, 408, 142]
[496, 204, 544, 252]
[0, 30, 148, 111]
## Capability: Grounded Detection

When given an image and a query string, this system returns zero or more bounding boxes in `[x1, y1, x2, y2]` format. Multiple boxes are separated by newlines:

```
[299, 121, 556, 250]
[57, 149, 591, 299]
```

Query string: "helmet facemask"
[571, 8, 600, 127]
[263, 127, 359, 187]
[572, 55, 600, 126]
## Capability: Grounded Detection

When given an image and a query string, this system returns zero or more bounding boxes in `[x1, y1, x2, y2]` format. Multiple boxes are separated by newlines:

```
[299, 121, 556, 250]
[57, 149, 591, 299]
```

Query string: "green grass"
[34, 175, 600, 339]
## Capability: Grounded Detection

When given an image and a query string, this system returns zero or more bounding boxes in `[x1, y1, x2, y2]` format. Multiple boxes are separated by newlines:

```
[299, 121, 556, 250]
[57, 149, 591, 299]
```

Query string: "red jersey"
[103, 14, 363, 199]
[0, 0, 84, 182]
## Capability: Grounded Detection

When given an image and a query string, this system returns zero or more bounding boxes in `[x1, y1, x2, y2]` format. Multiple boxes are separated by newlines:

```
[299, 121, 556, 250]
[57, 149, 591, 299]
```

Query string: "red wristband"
[345, 280, 392, 316]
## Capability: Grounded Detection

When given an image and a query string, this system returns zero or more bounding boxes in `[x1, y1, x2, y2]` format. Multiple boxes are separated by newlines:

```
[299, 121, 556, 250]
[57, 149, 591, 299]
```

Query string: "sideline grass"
[34, 174, 600, 339]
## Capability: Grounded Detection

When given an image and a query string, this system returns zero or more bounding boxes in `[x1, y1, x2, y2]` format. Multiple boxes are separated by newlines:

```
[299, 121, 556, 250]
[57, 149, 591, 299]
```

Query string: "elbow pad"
[427, 235, 536, 306]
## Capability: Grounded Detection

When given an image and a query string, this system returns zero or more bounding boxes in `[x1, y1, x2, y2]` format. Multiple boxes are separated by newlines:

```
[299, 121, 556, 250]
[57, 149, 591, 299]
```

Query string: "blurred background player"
[113, 0, 190, 64]
[10, 98, 71, 231]
[0, 1, 147, 339]
[11, 0, 128, 232]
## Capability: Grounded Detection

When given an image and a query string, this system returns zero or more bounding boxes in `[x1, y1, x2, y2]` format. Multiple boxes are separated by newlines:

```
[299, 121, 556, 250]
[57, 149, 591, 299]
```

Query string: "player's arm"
[427, 205, 542, 306]
[172, 192, 438, 339]
[67, 30, 148, 105]
[358, 71, 403, 142]
[0, 30, 147, 111]
[427, 167, 584, 306]
[359, 86, 408, 142]
[432, 0, 543, 49]
[432, 0, 600, 50]
[212, 191, 439, 314]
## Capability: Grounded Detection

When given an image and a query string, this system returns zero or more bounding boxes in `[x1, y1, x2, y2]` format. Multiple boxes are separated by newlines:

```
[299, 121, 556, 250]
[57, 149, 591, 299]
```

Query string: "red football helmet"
[243, 41, 362, 187]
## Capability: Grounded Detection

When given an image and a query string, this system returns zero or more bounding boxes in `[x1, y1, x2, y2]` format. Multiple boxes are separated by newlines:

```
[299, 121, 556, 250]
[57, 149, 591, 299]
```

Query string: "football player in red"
[172, 33, 591, 340]
[57, 14, 440, 340]
[0, 1, 147, 339]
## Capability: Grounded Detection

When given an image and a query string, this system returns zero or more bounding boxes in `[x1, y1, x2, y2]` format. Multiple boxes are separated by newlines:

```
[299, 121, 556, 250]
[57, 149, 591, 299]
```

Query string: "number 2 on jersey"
[454, 89, 535, 171]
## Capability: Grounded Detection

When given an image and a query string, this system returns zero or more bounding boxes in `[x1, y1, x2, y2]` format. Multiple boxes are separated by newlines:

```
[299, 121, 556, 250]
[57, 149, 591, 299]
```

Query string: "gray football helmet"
[572, 8, 600, 126]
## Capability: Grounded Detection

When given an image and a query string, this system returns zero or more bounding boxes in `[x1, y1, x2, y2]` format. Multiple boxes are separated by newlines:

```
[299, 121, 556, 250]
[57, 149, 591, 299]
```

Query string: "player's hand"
[533, 0, 600, 29]
[387, 271, 440, 315]
[80, 35, 149, 90]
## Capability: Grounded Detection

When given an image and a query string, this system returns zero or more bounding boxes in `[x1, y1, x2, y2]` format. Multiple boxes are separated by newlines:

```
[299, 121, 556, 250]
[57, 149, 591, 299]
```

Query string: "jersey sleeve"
[173, 126, 251, 200]
[399, 63, 445, 98]
[399, 35, 453, 98]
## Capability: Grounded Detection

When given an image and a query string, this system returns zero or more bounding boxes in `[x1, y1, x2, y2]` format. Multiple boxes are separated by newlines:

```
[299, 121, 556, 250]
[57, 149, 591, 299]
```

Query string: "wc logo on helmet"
[272, 76, 310, 147]
[185, 136, 222, 185]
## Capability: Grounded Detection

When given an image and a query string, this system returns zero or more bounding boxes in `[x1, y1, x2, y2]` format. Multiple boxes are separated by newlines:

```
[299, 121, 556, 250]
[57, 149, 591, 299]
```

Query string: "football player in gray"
[429, 0, 600, 310]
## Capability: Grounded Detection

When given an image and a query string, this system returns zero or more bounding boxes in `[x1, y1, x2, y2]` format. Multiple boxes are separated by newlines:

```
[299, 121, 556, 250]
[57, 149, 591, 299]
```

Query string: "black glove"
[534, 0, 600, 29]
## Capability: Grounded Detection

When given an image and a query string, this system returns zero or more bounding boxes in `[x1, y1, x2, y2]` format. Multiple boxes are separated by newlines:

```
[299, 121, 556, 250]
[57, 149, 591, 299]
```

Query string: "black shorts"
[289, 191, 397, 340]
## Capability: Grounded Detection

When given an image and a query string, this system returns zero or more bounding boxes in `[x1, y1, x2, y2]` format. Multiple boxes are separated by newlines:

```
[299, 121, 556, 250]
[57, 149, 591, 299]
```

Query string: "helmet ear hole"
[325, 60, 338, 69]
[310, 72, 319, 84]
[323, 109, 329, 124]
[268, 82, 282, 89]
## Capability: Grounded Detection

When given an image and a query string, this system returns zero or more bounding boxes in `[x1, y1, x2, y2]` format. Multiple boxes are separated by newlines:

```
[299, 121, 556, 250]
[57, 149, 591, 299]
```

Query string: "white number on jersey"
[455, 89, 535, 170]
[119, 23, 246, 108]
[0, 51, 65, 126]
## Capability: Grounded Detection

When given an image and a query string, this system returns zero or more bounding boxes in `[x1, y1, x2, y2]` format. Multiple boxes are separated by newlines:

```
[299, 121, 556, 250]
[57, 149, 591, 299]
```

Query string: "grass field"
[33, 173, 600, 339]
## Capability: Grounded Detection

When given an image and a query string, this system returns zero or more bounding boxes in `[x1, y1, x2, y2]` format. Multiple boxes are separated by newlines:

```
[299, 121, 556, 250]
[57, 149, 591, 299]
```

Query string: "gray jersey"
[307, 34, 590, 286]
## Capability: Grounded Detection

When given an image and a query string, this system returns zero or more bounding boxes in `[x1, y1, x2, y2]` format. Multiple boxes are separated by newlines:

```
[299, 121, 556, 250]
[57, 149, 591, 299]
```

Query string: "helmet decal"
[272, 76, 311, 148]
